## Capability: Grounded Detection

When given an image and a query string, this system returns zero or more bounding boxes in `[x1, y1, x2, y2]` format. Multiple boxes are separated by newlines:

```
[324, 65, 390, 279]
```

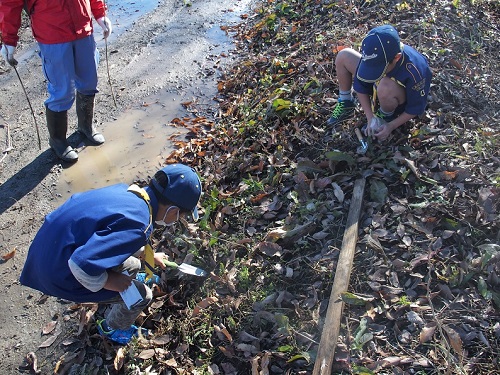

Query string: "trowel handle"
[162, 260, 179, 269]
[354, 127, 364, 142]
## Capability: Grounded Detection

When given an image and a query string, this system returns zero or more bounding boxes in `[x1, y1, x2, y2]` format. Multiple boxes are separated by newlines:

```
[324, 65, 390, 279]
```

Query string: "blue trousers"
[38, 35, 99, 112]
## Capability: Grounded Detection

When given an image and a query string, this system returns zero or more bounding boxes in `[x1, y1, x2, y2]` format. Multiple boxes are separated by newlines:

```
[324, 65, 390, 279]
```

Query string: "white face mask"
[155, 206, 180, 227]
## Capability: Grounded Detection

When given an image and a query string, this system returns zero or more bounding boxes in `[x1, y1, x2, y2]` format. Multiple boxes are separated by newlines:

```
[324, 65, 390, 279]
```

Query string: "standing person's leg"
[327, 48, 361, 127]
[38, 42, 78, 162]
[73, 35, 105, 144]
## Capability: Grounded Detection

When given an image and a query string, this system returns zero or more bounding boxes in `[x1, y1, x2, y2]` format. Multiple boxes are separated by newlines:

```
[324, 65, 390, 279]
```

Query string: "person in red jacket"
[0, 0, 112, 162]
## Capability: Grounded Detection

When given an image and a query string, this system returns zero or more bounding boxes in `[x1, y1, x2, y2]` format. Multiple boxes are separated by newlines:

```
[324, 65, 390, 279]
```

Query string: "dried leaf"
[214, 324, 233, 343]
[420, 322, 437, 343]
[39, 334, 58, 348]
[137, 349, 156, 360]
[1, 248, 16, 261]
[258, 241, 282, 257]
[192, 296, 219, 317]
[42, 320, 57, 335]
[331, 182, 345, 203]
[443, 325, 463, 356]
[152, 335, 171, 345]
[236, 343, 259, 354]
[114, 347, 125, 371]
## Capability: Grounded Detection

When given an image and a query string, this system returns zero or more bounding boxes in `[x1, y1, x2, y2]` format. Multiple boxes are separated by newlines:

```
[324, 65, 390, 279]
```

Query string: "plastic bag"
[369, 116, 386, 133]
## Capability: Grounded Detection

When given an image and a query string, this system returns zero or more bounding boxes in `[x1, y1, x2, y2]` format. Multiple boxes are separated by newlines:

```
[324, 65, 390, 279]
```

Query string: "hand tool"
[163, 259, 207, 277]
[354, 127, 368, 155]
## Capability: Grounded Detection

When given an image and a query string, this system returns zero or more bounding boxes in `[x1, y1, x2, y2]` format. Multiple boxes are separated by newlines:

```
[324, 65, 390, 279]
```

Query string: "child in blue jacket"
[20, 164, 202, 344]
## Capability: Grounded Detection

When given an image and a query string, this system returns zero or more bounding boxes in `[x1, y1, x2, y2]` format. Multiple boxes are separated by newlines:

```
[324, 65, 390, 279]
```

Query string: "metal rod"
[13, 65, 42, 150]
[104, 35, 117, 108]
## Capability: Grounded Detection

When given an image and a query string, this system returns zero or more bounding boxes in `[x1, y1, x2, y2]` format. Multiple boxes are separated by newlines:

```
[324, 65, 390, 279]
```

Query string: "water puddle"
[54, 0, 247, 202]
[105, 0, 160, 39]
[57, 94, 181, 198]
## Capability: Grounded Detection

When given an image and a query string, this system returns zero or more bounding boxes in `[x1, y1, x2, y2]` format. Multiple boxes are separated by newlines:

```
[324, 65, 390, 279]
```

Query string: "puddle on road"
[56, 94, 182, 200]
[54, 0, 240, 204]
[104, 0, 160, 43]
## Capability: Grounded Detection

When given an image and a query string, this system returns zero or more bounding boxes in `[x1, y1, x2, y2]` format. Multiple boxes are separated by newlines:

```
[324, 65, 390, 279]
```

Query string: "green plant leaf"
[340, 292, 374, 305]
[325, 150, 355, 166]
[369, 179, 388, 204]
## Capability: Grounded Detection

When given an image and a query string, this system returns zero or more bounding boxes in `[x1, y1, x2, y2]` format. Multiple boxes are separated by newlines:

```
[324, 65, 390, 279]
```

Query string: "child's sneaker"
[96, 319, 148, 345]
[326, 99, 355, 127]
[135, 272, 160, 286]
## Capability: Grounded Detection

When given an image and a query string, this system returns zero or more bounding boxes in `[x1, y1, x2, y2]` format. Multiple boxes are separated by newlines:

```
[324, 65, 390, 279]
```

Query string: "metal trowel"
[163, 259, 207, 277]
[354, 127, 368, 155]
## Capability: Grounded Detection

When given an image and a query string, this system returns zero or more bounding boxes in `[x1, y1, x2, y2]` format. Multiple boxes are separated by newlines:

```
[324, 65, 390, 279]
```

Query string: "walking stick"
[13, 65, 42, 150]
[102, 0, 117, 108]
[104, 37, 117, 108]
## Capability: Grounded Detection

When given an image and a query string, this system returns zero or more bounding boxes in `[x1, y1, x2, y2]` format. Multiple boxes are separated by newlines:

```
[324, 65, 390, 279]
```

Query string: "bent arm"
[68, 258, 108, 292]
[89, 0, 107, 20]
[0, 0, 25, 46]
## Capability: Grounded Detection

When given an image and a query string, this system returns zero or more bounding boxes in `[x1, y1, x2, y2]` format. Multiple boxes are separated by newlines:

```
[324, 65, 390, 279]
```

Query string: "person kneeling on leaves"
[19, 164, 202, 344]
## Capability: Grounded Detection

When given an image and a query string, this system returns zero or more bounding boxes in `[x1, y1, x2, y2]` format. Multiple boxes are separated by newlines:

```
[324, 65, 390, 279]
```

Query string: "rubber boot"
[76, 92, 105, 145]
[46, 108, 78, 163]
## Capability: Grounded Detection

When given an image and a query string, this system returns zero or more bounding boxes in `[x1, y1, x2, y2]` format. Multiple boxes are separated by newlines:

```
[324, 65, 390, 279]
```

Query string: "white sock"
[339, 90, 353, 102]
[379, 108, 394, 116]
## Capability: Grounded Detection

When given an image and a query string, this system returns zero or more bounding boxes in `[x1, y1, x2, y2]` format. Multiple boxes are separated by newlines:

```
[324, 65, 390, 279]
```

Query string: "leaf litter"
[22, 0, 499, 374]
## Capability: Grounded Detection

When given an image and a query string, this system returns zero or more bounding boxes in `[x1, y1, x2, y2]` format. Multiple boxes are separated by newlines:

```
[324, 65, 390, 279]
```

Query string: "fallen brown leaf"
[1, 248, 16, 261]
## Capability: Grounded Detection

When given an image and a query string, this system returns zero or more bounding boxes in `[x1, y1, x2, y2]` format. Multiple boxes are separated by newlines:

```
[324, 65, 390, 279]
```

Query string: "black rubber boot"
[76, 92, 105, 145]
[46, 108, 78, 163]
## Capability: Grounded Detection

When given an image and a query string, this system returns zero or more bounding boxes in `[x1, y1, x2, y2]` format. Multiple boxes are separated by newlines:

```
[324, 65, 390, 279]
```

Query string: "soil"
[0, 0, 253, 373]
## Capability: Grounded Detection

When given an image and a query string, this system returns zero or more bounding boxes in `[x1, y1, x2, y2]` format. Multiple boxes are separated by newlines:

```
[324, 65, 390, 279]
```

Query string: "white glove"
[1, 44, 17, 66]
[96, 17, 112, 39]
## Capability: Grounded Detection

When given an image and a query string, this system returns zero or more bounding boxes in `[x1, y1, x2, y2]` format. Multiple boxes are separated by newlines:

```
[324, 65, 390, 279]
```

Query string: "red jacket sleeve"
[0, 0, 25, 46]
[90, 0, 107, 20]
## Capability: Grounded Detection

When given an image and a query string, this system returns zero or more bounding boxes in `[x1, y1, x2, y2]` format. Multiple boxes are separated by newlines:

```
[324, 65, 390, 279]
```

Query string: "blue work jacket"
[20, 184, 158, 302]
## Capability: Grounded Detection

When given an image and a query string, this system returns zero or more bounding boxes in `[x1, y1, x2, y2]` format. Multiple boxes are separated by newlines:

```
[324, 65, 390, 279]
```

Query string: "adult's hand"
[96, 17, 113, 39]
[104, 271, 133, 292]
[1, 44, 18, 66]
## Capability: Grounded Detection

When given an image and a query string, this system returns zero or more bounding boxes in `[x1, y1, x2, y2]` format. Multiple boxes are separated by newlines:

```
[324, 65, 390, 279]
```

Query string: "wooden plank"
[312, 177, 366, 375]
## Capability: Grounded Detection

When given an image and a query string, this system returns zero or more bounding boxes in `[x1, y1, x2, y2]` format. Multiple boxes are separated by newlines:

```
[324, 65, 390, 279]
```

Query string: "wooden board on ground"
[312, 177, 366, 375]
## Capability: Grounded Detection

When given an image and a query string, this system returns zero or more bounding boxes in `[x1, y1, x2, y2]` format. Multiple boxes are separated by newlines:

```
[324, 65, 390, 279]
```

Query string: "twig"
[105, 38, 117, 108]
[0, 123, 13, 164]
[13, 65, 42, 150]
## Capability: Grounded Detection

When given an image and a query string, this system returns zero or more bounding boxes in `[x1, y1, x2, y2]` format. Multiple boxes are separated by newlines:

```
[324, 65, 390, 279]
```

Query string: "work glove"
[1, 44, 18, 66]
[96, 17, 112, 39]
[364, 116, 386, 137]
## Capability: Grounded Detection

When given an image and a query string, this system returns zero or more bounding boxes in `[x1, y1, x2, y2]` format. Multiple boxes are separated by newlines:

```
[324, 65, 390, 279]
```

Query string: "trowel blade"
[177, 263, 207, 277]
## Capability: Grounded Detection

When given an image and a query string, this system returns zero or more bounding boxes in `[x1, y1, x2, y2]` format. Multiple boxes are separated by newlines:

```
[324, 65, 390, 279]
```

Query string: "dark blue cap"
[357, 25, 403, 83]
[152, 164, 202, 220]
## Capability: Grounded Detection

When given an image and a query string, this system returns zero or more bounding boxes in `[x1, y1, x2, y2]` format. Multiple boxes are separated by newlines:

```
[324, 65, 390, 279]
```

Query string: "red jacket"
[0, 0, 106, 46]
